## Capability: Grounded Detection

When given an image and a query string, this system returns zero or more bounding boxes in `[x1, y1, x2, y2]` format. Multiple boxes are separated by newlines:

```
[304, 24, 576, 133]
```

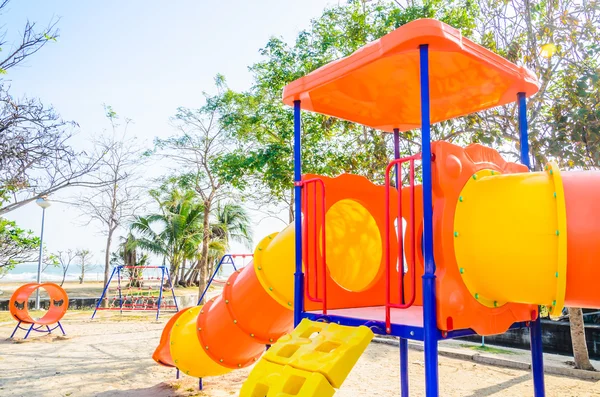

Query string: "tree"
[76, 106, 145, 291]
[568, 308, 595, 370]
[211, 203, 253, 251]
[0, 1, 106, 215]
[215, 0, 478, 222]
[0, 218, 40, 269]
[469, 0, 599, 371]
[154, 76, 238, 299]
[76, 249, 93, 284]
[131, 188, 204, 285]
[56, 249, 77, 287]
[110, 233, 148, 288]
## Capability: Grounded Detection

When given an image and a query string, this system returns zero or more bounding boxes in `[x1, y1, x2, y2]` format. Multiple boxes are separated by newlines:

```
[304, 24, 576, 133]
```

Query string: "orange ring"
[9, 283, 69, 325]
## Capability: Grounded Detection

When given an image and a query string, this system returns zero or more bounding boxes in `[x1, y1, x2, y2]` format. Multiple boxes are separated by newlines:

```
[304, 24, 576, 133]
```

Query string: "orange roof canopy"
[282, 19, 539, 132]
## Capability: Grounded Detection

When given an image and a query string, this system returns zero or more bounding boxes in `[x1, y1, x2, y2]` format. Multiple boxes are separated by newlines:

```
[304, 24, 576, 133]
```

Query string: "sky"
[4, 0, 336, 265]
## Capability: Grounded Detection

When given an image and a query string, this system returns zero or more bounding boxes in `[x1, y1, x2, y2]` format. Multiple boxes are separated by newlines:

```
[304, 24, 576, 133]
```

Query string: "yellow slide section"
[454, 164, 567, 315]
[240, 319, 374, 396]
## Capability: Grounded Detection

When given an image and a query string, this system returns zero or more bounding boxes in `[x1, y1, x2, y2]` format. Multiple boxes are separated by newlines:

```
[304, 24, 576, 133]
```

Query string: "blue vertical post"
[117, 266, 123, 314]
[519, 92, 545, 396]
[394, 128, 410, 397]
[198, 255, 231, 305]
[517, 93, 531, 169]
[10, 321, 22, 338]
[165, 267, 179, 311]
[420, 44, 439, 397]
[156, 267, 165, 321]
[91, 266, 117, 319]
[293, 100, 304, 327]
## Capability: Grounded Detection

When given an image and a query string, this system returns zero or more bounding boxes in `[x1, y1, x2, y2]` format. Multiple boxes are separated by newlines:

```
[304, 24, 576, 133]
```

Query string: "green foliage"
[0, 217, 40, 269]
[131, 188, 205, 276]
[214, 0, 479, 219]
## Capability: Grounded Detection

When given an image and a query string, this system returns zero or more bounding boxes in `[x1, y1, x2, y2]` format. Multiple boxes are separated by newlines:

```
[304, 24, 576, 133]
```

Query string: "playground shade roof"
[282, 19, 540, 132]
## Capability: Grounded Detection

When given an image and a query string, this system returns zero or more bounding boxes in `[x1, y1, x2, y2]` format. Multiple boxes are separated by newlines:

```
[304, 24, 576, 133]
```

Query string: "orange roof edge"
[282, 19, 539, 132]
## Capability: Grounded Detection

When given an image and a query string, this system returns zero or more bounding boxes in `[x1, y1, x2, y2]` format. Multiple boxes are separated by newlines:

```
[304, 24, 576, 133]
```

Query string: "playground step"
[239, 360, 335, 397]
[240, 319, 373, 396]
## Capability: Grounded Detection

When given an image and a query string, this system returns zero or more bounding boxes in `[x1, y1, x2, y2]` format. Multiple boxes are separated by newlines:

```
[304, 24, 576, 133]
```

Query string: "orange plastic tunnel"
[152, 227, 296, 377]
[562, 171, 600, 308]
[9, 282, 69, 325]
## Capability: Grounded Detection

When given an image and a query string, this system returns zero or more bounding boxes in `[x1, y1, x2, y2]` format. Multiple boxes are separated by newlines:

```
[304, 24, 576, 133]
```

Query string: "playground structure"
[92, 265, 179, 321]
[197, 254, 253, 305]
[9, 282, 68, 339]
[153, 18, 600, 396]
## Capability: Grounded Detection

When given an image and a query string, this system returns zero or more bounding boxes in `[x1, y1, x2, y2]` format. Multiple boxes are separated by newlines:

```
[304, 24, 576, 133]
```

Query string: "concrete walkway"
[374, 336, 600, 380]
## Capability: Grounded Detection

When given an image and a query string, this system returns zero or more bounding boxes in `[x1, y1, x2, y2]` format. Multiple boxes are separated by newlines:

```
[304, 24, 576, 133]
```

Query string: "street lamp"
[35, 196, 51, 310]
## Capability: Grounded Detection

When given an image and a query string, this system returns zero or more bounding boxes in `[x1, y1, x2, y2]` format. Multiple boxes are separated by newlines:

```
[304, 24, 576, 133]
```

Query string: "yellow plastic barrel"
[453, 164, 567, 315]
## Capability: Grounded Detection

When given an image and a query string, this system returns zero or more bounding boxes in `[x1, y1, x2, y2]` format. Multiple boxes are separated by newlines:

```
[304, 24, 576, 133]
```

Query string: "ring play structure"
[9, 282, 68, 339]
[154, 19, 600, 396]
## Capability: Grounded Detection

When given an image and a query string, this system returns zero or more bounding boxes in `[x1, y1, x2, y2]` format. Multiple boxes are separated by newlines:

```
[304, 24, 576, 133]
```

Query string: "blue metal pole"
[57, 321, 66, 335]
[517, 93, 531, 169]
[230, 256, 238, 271]
[420, 44, 439, 397]
[9, 321, 22, 338]
[293, 100, 304, 327]
[23, 323, 34, 340]
[519, 92, 545, 396]
[35, 207, 46, 310]
[156, 267, 165, 321]
[198, 255, 230, 305]
[530, 315, 545, 396]
[91, 266, 117, 319]
[165, 267, 179, 311]
[394, 128, 410, 397]
[118, 266, 123, 314]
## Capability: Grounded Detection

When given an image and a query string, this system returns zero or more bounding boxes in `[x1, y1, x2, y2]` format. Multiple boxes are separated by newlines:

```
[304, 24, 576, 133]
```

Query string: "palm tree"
[195, 203, 253, 296]
[110, 233, 149, 287]
[131, 189, 204, 285]
[211, 202, 253, 250]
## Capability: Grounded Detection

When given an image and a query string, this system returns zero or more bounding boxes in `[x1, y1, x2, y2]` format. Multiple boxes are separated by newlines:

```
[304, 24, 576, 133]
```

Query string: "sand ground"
[0, 312, 599, 397]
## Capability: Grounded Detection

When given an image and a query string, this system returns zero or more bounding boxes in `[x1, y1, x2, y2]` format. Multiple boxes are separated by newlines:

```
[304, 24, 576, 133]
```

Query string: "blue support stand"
[293, 99, 304, 327]
[518, 92, 531, 169]
[91, 266, 118, 320]
[156, 267, 165, 321]
[198, 255, 239, 305]
[117, 265, 123, 314]
[519, 91, 545, 396]
[91, 265, 178, 320]
[10, 321, 66, 339]
[165, 267, 179, 312]
[419, 44, 439, 397]
[530, 315, 545, 396]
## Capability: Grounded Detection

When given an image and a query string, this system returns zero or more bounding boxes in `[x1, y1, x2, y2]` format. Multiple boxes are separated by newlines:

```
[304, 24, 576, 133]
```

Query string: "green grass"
[460, 344, 517, 355]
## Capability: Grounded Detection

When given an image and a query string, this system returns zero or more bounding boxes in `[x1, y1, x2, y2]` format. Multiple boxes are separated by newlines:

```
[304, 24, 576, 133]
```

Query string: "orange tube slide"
[153, 228, 294, 377]
[563, 171, 600, 308]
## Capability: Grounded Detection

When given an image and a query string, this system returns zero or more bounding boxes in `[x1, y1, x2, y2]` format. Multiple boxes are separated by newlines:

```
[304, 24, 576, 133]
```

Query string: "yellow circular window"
[324, 199, 382, 292]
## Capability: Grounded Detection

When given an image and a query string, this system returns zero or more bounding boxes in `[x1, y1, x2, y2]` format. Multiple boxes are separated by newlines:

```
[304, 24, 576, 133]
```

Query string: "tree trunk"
[569, 307, 595, 370]
[179, 258, 186, 285]
[183, 260, 197, 286]
[198, 202, 211, 304]
[80, 260, 85, 284]
[60, 268, 68, 287]
[103, 226, 116, 307]
[288, 189, 295, 223]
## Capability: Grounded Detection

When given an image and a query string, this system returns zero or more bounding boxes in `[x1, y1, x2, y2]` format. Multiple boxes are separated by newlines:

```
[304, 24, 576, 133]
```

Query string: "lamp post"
[35, 196, 51, 310]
